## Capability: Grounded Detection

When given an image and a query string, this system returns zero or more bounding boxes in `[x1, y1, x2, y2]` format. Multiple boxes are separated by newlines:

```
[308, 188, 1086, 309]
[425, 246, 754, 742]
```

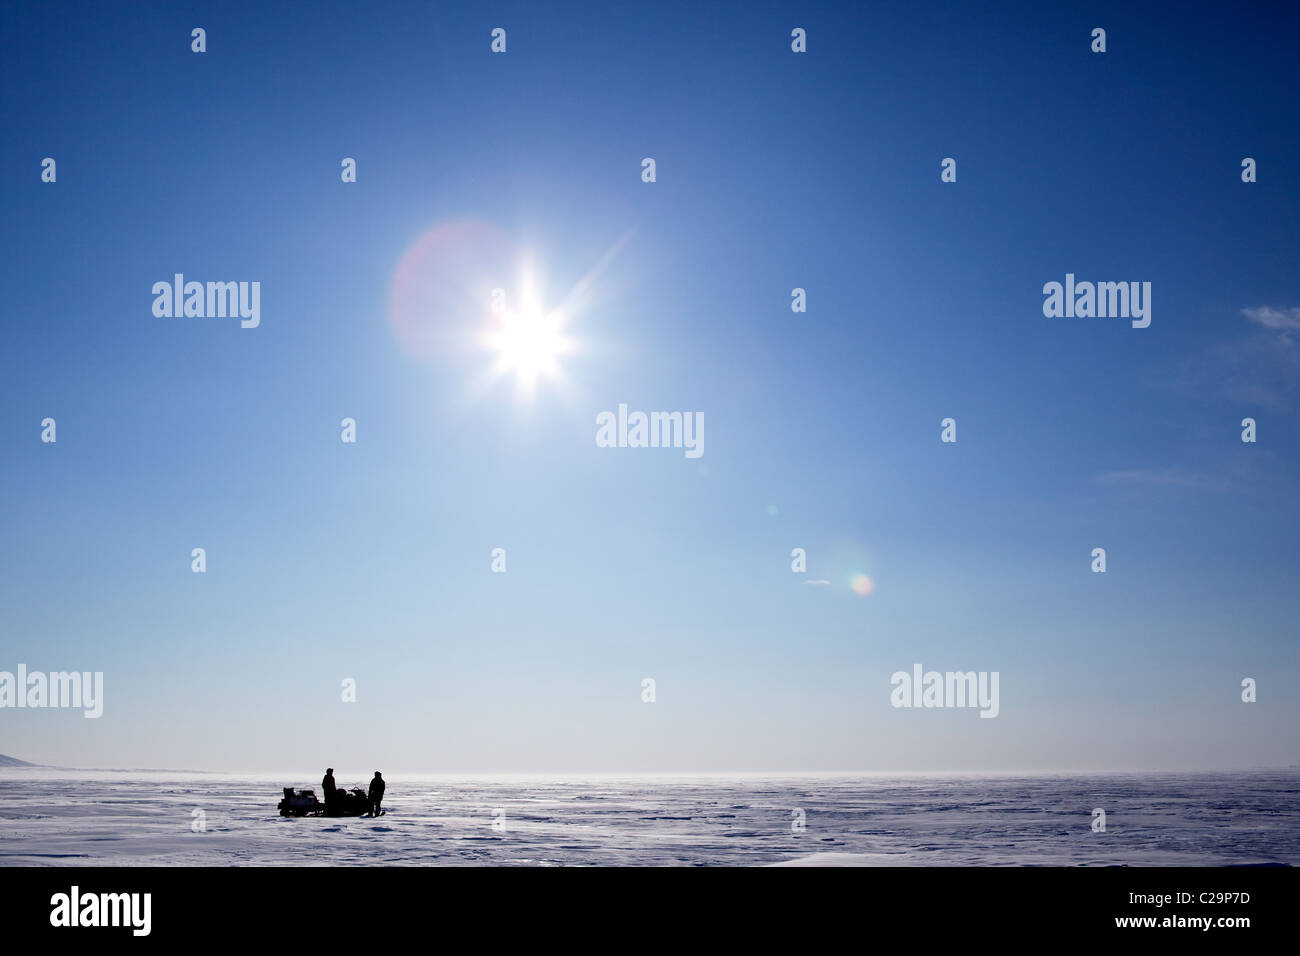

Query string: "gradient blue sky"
[2, 1, 1298, 772]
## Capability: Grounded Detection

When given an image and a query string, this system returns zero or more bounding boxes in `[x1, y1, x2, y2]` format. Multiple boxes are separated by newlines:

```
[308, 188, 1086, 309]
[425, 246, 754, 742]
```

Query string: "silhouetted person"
[322, 768, 337, 809]
[368, 771, 385, 816]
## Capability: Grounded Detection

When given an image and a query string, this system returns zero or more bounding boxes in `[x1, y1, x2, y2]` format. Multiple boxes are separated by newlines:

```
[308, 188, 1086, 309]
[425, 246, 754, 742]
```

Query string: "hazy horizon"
[5, 754, 1300, 778]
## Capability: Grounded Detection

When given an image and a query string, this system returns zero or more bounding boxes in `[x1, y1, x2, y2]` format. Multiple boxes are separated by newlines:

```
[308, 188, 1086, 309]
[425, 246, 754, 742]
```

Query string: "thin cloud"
[1171, 305, 1300, 408]
[1242, 305, 1300, 331]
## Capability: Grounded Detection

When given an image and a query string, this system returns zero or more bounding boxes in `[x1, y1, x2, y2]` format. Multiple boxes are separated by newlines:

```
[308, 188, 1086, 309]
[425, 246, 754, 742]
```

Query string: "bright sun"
[483, 262, 576, 393]
[486, 306, 571, 389]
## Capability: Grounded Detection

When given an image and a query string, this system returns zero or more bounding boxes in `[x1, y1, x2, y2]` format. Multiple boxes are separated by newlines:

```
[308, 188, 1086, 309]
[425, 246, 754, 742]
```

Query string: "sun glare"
[482, 260, 578, 395]
[391, 233, 631, 400]
[486, 304, 571, 390]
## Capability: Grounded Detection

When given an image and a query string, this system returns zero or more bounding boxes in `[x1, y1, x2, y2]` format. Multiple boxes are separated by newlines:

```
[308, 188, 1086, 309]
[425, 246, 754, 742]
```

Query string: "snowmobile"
[277, 786, 380, 817]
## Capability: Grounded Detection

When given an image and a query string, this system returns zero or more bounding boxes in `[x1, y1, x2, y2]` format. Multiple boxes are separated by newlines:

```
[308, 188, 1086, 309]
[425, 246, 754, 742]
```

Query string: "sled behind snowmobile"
[277, 785, 374, 817]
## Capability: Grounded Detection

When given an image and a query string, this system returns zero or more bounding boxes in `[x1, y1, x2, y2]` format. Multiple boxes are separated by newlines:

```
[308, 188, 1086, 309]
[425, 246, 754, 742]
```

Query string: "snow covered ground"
[0, 769, 1295, 866]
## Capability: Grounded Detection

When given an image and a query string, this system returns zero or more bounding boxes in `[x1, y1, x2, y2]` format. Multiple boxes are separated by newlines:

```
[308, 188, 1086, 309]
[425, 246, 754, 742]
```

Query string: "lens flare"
[849, 573, 875, 596]
[388, 220, 513, 361]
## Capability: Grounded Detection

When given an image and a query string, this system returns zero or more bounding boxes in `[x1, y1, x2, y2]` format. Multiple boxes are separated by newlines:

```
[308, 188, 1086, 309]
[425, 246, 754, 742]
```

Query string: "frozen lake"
[1, 769, 1296, 866]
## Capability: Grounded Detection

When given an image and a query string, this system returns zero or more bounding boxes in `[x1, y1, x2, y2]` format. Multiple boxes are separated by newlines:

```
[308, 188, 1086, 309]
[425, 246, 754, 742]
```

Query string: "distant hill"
[0, 754, 36, 767]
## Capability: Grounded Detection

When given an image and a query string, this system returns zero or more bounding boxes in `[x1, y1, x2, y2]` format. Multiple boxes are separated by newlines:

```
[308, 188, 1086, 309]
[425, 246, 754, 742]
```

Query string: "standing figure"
[368, 771, 385, 817]
[322, 767, 337, 810]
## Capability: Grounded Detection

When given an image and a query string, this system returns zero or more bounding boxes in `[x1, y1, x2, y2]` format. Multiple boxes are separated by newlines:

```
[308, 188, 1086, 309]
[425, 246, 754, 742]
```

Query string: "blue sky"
[1, 0, 1297, 772]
